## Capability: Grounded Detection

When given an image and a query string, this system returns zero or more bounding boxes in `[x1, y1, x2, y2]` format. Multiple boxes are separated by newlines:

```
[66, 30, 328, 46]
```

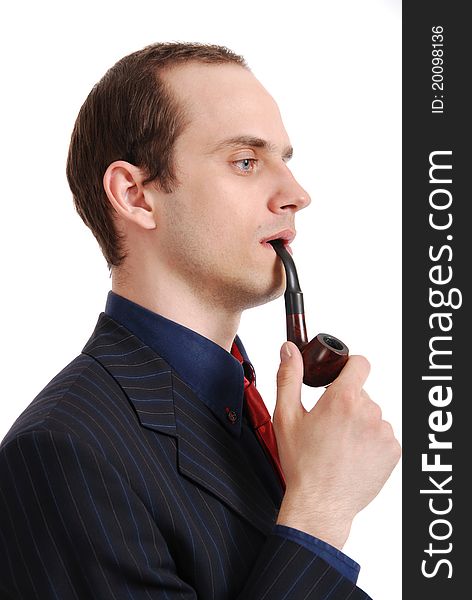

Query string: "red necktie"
[231, 343, 286, 491]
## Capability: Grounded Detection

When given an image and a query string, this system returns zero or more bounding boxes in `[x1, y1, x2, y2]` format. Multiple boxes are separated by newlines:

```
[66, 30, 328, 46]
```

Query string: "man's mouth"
[260, 229, 295, 255]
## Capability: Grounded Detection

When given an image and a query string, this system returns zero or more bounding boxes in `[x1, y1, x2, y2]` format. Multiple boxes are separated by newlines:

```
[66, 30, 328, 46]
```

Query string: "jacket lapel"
[83, 313, 280, 536]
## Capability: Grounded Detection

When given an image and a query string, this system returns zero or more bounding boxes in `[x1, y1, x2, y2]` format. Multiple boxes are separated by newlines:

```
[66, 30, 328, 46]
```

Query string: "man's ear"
[103, 161, 157, 230]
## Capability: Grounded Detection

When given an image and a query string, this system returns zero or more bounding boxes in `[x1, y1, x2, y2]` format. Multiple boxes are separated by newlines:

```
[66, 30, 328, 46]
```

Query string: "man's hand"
[273, 341, 401, 550]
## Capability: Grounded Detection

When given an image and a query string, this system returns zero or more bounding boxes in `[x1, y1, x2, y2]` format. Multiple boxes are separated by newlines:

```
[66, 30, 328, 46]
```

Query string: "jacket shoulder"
[0, 354, 122, 449]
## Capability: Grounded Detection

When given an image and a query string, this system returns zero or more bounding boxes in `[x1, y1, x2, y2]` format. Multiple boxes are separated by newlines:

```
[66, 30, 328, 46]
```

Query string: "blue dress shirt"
[105, 291, 360, 583]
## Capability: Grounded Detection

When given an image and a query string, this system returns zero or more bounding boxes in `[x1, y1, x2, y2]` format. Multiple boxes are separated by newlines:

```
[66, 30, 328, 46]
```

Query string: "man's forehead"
[163, 63, 291, 155]
[164, 62, 274, 115]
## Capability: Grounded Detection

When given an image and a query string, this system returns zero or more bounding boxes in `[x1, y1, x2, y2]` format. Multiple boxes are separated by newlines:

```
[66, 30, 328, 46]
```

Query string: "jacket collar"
[83, 313, 281, 536]
[104, 291, 249, 437]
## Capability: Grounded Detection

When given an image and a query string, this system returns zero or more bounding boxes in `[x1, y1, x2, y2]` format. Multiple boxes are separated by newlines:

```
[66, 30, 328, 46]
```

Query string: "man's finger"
[328, 355, 371, 392]
[274, 341, 304, 420]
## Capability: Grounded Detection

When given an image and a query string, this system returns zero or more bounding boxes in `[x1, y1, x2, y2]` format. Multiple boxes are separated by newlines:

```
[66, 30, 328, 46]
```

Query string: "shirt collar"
[104, 291, 251, 437]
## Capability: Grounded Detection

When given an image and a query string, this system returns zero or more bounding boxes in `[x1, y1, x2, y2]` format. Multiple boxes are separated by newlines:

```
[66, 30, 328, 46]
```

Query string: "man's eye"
[233, 158, 258, 173]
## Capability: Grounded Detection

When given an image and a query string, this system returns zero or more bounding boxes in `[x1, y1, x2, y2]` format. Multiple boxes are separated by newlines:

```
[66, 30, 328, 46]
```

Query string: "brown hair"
[66, 42, 247, 268]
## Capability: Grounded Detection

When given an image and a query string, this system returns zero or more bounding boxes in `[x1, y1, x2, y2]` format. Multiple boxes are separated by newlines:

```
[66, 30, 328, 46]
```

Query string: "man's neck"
[111, 272, 241, 353]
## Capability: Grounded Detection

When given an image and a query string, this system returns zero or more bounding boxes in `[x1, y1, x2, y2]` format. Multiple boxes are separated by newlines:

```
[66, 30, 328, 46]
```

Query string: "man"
[0, 43, 400, 598]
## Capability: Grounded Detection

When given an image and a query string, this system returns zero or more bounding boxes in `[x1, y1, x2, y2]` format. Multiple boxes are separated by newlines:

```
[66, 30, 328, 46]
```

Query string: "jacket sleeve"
[0, 430, 371, 599]
[238, 533, 371, 599]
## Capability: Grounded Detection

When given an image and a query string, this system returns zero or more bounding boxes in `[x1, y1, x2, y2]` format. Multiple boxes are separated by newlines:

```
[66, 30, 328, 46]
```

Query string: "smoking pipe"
[269, 239, 349, 387]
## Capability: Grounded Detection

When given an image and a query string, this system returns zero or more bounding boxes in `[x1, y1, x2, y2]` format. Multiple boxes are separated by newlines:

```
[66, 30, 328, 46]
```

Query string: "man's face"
[151, 62, 310, 311]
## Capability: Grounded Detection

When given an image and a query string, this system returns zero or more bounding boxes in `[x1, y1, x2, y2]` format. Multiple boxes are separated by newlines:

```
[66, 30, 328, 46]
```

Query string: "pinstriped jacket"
[0, 313, 371, 599]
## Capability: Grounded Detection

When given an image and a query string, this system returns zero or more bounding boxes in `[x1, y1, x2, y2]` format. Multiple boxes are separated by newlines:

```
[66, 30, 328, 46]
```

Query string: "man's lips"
[260, 229, 295, 254]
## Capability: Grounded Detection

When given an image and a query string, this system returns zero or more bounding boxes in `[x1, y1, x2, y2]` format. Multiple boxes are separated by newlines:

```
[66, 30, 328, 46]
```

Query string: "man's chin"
[241, 279, 285, 311]
[266, 282, 285, 303]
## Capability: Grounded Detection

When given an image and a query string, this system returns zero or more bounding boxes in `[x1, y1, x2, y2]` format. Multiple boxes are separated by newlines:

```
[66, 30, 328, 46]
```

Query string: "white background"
[0, 1, 402, 597]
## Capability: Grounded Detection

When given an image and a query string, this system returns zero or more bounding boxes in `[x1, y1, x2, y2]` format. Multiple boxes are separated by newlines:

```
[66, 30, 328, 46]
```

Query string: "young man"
[0, 43, 400, 598]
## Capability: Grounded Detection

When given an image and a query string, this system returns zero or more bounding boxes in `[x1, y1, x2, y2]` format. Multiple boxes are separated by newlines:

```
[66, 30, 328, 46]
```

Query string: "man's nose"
[268, 165, 311, 214]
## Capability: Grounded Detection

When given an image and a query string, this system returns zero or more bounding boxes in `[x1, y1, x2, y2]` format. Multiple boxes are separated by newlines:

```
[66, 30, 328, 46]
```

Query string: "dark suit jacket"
[0, 314, 370, 599]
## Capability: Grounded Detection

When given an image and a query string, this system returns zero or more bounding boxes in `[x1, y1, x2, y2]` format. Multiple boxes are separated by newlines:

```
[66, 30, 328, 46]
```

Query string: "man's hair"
[66, 42, 247, 268]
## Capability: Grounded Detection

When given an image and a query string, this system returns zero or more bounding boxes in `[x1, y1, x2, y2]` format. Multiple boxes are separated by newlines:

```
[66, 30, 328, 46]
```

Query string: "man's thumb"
[275, 341, 304, 415]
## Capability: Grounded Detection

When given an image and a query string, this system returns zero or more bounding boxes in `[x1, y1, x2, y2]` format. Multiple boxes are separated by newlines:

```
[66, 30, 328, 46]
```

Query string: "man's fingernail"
[281, 342, 292, 362]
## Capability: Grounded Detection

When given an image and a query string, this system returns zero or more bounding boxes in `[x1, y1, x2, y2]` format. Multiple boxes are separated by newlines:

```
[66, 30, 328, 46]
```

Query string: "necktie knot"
[242, 361, 255, 385]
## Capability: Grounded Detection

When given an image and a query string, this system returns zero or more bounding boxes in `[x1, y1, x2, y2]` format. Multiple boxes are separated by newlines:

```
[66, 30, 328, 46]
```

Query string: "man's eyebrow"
[208, 135, 293, 161]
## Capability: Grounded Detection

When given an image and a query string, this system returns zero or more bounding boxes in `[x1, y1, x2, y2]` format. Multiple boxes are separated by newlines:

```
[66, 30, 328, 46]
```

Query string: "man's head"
[67, 42, 247, 268]
[67, 42, 310, 311]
